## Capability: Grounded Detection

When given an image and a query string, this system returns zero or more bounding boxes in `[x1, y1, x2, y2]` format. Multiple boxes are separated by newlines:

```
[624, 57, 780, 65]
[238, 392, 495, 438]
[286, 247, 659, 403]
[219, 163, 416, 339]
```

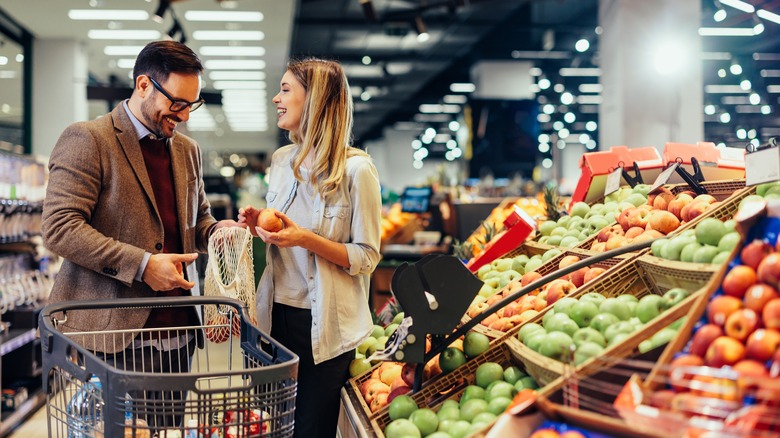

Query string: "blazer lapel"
[168, 134, 191, 253]
[113, 105, 159, 213]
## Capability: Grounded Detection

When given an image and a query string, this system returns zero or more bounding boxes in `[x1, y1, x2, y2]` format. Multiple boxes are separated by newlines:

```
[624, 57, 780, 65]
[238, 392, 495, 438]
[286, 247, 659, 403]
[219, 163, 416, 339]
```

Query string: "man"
[41, 40, 239, 429]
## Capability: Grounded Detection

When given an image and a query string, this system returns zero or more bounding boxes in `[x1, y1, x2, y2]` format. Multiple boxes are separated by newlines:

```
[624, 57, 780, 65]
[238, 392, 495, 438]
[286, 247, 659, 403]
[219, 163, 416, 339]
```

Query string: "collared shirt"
[256, 144, 382, 364]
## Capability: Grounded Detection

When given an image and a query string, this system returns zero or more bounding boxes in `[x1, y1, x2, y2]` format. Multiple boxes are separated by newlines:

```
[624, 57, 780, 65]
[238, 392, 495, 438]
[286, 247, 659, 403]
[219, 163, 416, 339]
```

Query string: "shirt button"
[155, 243, 163, 250]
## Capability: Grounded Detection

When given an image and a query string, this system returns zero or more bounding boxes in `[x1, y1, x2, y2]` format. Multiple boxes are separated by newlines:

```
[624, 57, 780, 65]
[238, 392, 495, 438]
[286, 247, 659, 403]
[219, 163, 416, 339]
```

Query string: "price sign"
[648, 162, 679, 194]
[746, 147, 780, 187]
[604, 167, 623, 197]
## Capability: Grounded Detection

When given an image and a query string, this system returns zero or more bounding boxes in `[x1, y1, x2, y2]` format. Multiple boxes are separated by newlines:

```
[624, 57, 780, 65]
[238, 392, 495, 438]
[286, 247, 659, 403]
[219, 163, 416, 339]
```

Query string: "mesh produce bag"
[203, 227, 256, 343]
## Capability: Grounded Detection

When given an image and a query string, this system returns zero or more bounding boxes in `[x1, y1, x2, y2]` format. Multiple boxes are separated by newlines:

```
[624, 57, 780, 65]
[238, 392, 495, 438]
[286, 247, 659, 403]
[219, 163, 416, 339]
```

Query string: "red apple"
[741, 240, 774, 271]
[757, 253, 780, 288]
[558, 255, 581, 270]
[689, 324, 724, 357]
[617, 209, 631, 231]
[743, 284, 778, 313]
[605, 234, 626, 250]
[763, 298, 780, 330]
[361, 378, 390, 404]
[521, 271, 542, 287]
[646, 210, 681, 235]
[652, 191, 675, 211]
[370, 392, 390, 412]
[722, 265, 758, 299]
[545, 279, 577, 306]
[694, 194, 717, 204]
[467, 301, 490, 319]
[624, 226, 645, 239]
[745, 329, 780, 362]
[649, 389, 677, 410]
[583, 267, 606, 284]
[501, 301, 524, 318]
[724, 308, 759, 341]
[707, 295, 743, 326]
[705, 336, 746, 368]
[569, 267, 590, 288]
[683, 201, 711, 223]
[732, 359, 769, 378]
[400, 363, 416, 387]
[626, 208, 651, 229]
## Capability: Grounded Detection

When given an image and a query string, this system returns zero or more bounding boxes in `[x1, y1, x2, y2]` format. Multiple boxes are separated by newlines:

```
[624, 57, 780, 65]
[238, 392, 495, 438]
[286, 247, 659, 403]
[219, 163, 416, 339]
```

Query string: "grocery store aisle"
[9, 338, 238, 437]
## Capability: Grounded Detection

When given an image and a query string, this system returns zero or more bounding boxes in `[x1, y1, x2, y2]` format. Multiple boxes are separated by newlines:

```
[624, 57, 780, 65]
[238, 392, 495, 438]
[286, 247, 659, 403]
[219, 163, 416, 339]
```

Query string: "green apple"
[560, 236, 580, 248]
[478, 284, 497, 298]
[651, 238, 668, 257]
[556, 216, 571, 228]
[604, 321, 636, 343]
[523, 331, 547, 352]
[739, 194, 765, 211]
[437, 406, 460, 422]
[574, 341, 605, 365]
[638, 327, 677, 353]
[598, 298, 631, 321]
[517, 323, 545, 342]
[492, 258, 513, 272]
[572, 327, 607, 347]
[349, 358, 373, 377]
[447, 420, 472, 438]
[570, 202, 591, 218]
[392, 311, 405, 325]
[695, 218, 728, 246]
[483, 277, 500, 289]
[409, 408, 438, 437]
[471, 412, 497, 428]
[459, 398, 489, 423]
[625, 193, 648, 207]
[539, 221, 558, 236]
[579, 292, 606, 307]
[542, 248, 563, 262]
[629, 317, 643, 330]
[517, 376, 538, 390]
[679, 242, 703, 263]
[512, 255, 530, 272]
[460, 385, 486, 406]
[439, 347, 467, 374]
[757, 182, 780, 197]
[477, 264, 492, 279]
[547, 235, 563, 246]
[542, 309, 556, 326]
[524, 258, 544, 273]
[388, 394, 418, 420]
[712, 251, 732, 264]
[670, 316, 687, 330]
[632, 184, 652, 196]
[660, 235, 695, 261]
[498, 270, 522, 288]
[385, 323, 399, 337]
[539, 331, 574, 361]
[487, 396, 513, 415]
[692, 245, 719, 263]
[636, 294, 665, 323]
[463, 331, 491, 358]
[717, 232, 741, 253]
[475, 362, 504, 388]
[553, 297, 579, 315]
[544, 313, 579, 336]
[609, 332, 633, 346]
[384, 419, 421, 438]
[662, 287, 691, 309]
[502, 366, 526, 385]
[485, 381, 516, 402]
[357, 336, 377, 355]
[550, 226, 568, 237]
[616, 294, 638, 304]
[371, 324, 385, 339]
[569, 300, 600, 328]
[589, 313, 620, 334]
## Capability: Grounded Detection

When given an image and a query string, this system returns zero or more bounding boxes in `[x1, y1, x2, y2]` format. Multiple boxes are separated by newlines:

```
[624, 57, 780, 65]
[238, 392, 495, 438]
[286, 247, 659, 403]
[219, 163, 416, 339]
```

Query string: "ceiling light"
[68, 9, 149, 20]
[104, 46, 145, 56]
[714, 7, 727, 22]
[576, 95, 602, 104]
[704, 104, 717, 115]
[579, 84, 603, 93]
[757, 9, 780, 25]
[564, 112, 576, 123]
[415, 16, 430, 42]
[362, 56, 371, 65]
[761, 69, 780, 77]
[542, 158, 553, 169]
[701, 52, 732, 60]
[698, 27, 756, 36]
[510, 51, 570, 60]
[199, 46, 265, 57]
[553, 84, 565, 93]
[449, 121, 460, 131]
[117, 59, 136, 69]
[753, 15, 765, 34]
[192, 30, 264, 41]
[719, 112, 731, 123]
[705, 85, 748, 93]
[209, 71, 265, 81]
[529, 67, 542, 76]
[718, 68, 727, 77]
[740, 79, 752, 90]
[585, 121, 598, 131]
[212, 81, 266, 90]
[411, 140, 422, 149]
[449, 83, 475, 93]
[184, 10, 263, 22]
[762, 105, 771, 114]
[736, 128, 747, 139]
[653, 40, 686, 75]
[88, 30, 161, 40]
[205, 60, 266, 70]
[561, 92, 574, 105]
[538, 77, 551, 89]
[748, 129, 757, 138]
[559, 68, 601, 77]
[443, 95, 467, 104]
[719, 0, 755, 13]
[153, 1, 170, 23]
[768, 85, 780, 93]
[575, 39, 590, 52]
[538, 143, 550, 153]
[730, 61, 742, 75]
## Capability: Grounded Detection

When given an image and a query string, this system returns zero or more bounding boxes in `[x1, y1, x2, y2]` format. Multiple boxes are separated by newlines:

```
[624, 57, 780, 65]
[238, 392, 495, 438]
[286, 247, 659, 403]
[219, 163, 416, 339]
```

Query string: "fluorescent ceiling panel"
[193, 31, 264, 41]
[88, 30, 161, 40]
[199, 46, 266, 57]
[69, 10, 148, 20]
[184, 10, 263, 22]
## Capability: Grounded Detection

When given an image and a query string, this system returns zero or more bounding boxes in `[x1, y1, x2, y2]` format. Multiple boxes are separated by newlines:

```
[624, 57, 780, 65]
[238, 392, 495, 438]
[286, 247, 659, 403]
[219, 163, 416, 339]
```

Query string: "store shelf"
[0, 388, 45, 437]
[0, 329, 36, 357]
[0, 241, 36, 254]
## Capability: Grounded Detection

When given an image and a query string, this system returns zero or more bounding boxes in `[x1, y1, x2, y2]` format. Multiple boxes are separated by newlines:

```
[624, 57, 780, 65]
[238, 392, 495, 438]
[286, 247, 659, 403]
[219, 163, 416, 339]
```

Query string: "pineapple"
[452, 239, 474, 261]
[543, 184, 562, 222]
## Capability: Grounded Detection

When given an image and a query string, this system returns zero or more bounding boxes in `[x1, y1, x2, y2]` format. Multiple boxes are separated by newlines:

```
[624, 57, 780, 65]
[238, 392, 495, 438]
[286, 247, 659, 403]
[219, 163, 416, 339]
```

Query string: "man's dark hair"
[132, 40, 203, 84]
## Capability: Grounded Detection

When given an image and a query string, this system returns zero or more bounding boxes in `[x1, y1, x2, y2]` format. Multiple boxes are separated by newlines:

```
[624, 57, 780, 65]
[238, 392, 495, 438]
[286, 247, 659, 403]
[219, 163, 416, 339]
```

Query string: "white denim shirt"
[256, 144, 382, 364]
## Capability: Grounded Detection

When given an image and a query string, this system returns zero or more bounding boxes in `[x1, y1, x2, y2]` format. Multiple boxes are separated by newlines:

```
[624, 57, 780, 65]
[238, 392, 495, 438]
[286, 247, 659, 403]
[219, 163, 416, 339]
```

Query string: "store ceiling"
[0, 0, 779, 158]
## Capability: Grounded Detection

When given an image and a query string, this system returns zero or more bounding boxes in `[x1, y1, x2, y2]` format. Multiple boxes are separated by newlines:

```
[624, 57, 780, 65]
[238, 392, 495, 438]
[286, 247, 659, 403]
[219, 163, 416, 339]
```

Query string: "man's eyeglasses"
[148, 76, 205, 112]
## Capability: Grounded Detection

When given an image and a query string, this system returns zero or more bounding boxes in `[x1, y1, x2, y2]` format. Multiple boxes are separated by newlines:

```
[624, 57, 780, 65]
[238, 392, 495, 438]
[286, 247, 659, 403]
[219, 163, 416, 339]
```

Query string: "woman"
[238, 58, 382, 438]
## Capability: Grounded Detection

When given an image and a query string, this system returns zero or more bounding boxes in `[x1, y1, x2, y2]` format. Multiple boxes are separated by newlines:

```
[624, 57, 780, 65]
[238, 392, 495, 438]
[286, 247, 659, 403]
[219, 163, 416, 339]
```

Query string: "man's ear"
[136, 75, 151, 96]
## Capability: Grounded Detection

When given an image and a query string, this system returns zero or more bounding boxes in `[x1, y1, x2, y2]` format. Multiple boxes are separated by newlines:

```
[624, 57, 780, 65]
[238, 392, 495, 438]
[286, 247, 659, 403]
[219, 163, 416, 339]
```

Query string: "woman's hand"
[238, 205, 262, 237]
[255, 210, 308, 248]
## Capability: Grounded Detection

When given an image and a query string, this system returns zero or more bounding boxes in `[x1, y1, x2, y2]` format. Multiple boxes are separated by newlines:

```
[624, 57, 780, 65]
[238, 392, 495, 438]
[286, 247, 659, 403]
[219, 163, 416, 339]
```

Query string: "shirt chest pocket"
[321, 206, 349, 240]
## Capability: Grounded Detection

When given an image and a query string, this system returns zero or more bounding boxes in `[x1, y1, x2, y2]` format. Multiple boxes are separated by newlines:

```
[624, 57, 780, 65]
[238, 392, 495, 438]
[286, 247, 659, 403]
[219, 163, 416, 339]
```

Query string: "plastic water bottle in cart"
[66, 376, 104, 437]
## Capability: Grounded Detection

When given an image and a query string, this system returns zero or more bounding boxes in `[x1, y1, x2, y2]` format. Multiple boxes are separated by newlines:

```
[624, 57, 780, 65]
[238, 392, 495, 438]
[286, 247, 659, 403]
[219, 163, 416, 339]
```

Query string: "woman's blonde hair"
[286, 57, 368, 198]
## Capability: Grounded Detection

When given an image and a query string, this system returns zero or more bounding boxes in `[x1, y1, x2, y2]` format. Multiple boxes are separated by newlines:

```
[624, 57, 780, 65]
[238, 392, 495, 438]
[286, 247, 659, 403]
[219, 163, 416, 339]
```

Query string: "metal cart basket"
[40, 296, 298, 437]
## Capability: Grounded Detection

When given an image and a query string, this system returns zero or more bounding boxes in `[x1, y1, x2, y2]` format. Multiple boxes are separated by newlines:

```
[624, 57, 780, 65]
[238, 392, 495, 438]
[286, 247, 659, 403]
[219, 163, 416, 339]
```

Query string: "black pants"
[98, 335, 196, 431]
[271, 303, 352, 438]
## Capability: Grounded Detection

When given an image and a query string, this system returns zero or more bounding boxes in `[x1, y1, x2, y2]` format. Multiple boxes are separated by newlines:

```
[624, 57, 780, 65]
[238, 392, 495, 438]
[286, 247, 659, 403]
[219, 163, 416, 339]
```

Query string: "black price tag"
[604, 167, 622, 197]
[746, 147, 780, 186]
[649, 162, 679, 194]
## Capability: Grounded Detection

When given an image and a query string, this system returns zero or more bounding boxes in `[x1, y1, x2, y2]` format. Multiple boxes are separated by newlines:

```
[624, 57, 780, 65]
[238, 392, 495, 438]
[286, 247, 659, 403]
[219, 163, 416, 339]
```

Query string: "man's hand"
[142, 253, 198, 291]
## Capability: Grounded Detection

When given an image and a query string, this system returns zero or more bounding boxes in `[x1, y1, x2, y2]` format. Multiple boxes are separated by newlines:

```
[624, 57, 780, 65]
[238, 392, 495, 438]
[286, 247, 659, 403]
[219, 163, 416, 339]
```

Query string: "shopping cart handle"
[40, 295, 248, 316]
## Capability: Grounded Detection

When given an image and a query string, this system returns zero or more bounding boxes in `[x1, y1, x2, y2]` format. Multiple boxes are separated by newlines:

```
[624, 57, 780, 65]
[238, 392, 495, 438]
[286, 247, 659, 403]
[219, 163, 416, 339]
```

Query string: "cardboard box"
[571, 146, 664, 204]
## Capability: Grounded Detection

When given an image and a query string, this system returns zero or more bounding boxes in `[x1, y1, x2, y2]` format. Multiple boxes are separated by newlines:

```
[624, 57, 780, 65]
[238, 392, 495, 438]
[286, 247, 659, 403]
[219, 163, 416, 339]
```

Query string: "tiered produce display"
[344, 177, 780, 438]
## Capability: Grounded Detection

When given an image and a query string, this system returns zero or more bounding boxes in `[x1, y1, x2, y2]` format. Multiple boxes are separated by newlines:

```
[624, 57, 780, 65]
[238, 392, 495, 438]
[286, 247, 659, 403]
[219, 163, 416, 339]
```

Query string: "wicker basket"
[462, 247, 632, 340]
[369, 341, 541, 437]
[505, 255, 720, 386]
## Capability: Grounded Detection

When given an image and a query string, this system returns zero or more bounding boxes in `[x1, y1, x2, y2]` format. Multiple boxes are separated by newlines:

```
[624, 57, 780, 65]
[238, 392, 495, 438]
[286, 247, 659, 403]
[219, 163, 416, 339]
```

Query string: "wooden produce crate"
[462, 247, 632, 340]
[344, 334, 508, 423]
[369, 341, 542, 438]
[504, 255, 719, 386]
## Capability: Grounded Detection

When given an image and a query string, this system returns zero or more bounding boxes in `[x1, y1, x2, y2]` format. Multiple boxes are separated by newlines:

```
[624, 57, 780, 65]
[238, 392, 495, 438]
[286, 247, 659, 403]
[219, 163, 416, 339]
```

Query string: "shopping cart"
[40, 296, 298, 437]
